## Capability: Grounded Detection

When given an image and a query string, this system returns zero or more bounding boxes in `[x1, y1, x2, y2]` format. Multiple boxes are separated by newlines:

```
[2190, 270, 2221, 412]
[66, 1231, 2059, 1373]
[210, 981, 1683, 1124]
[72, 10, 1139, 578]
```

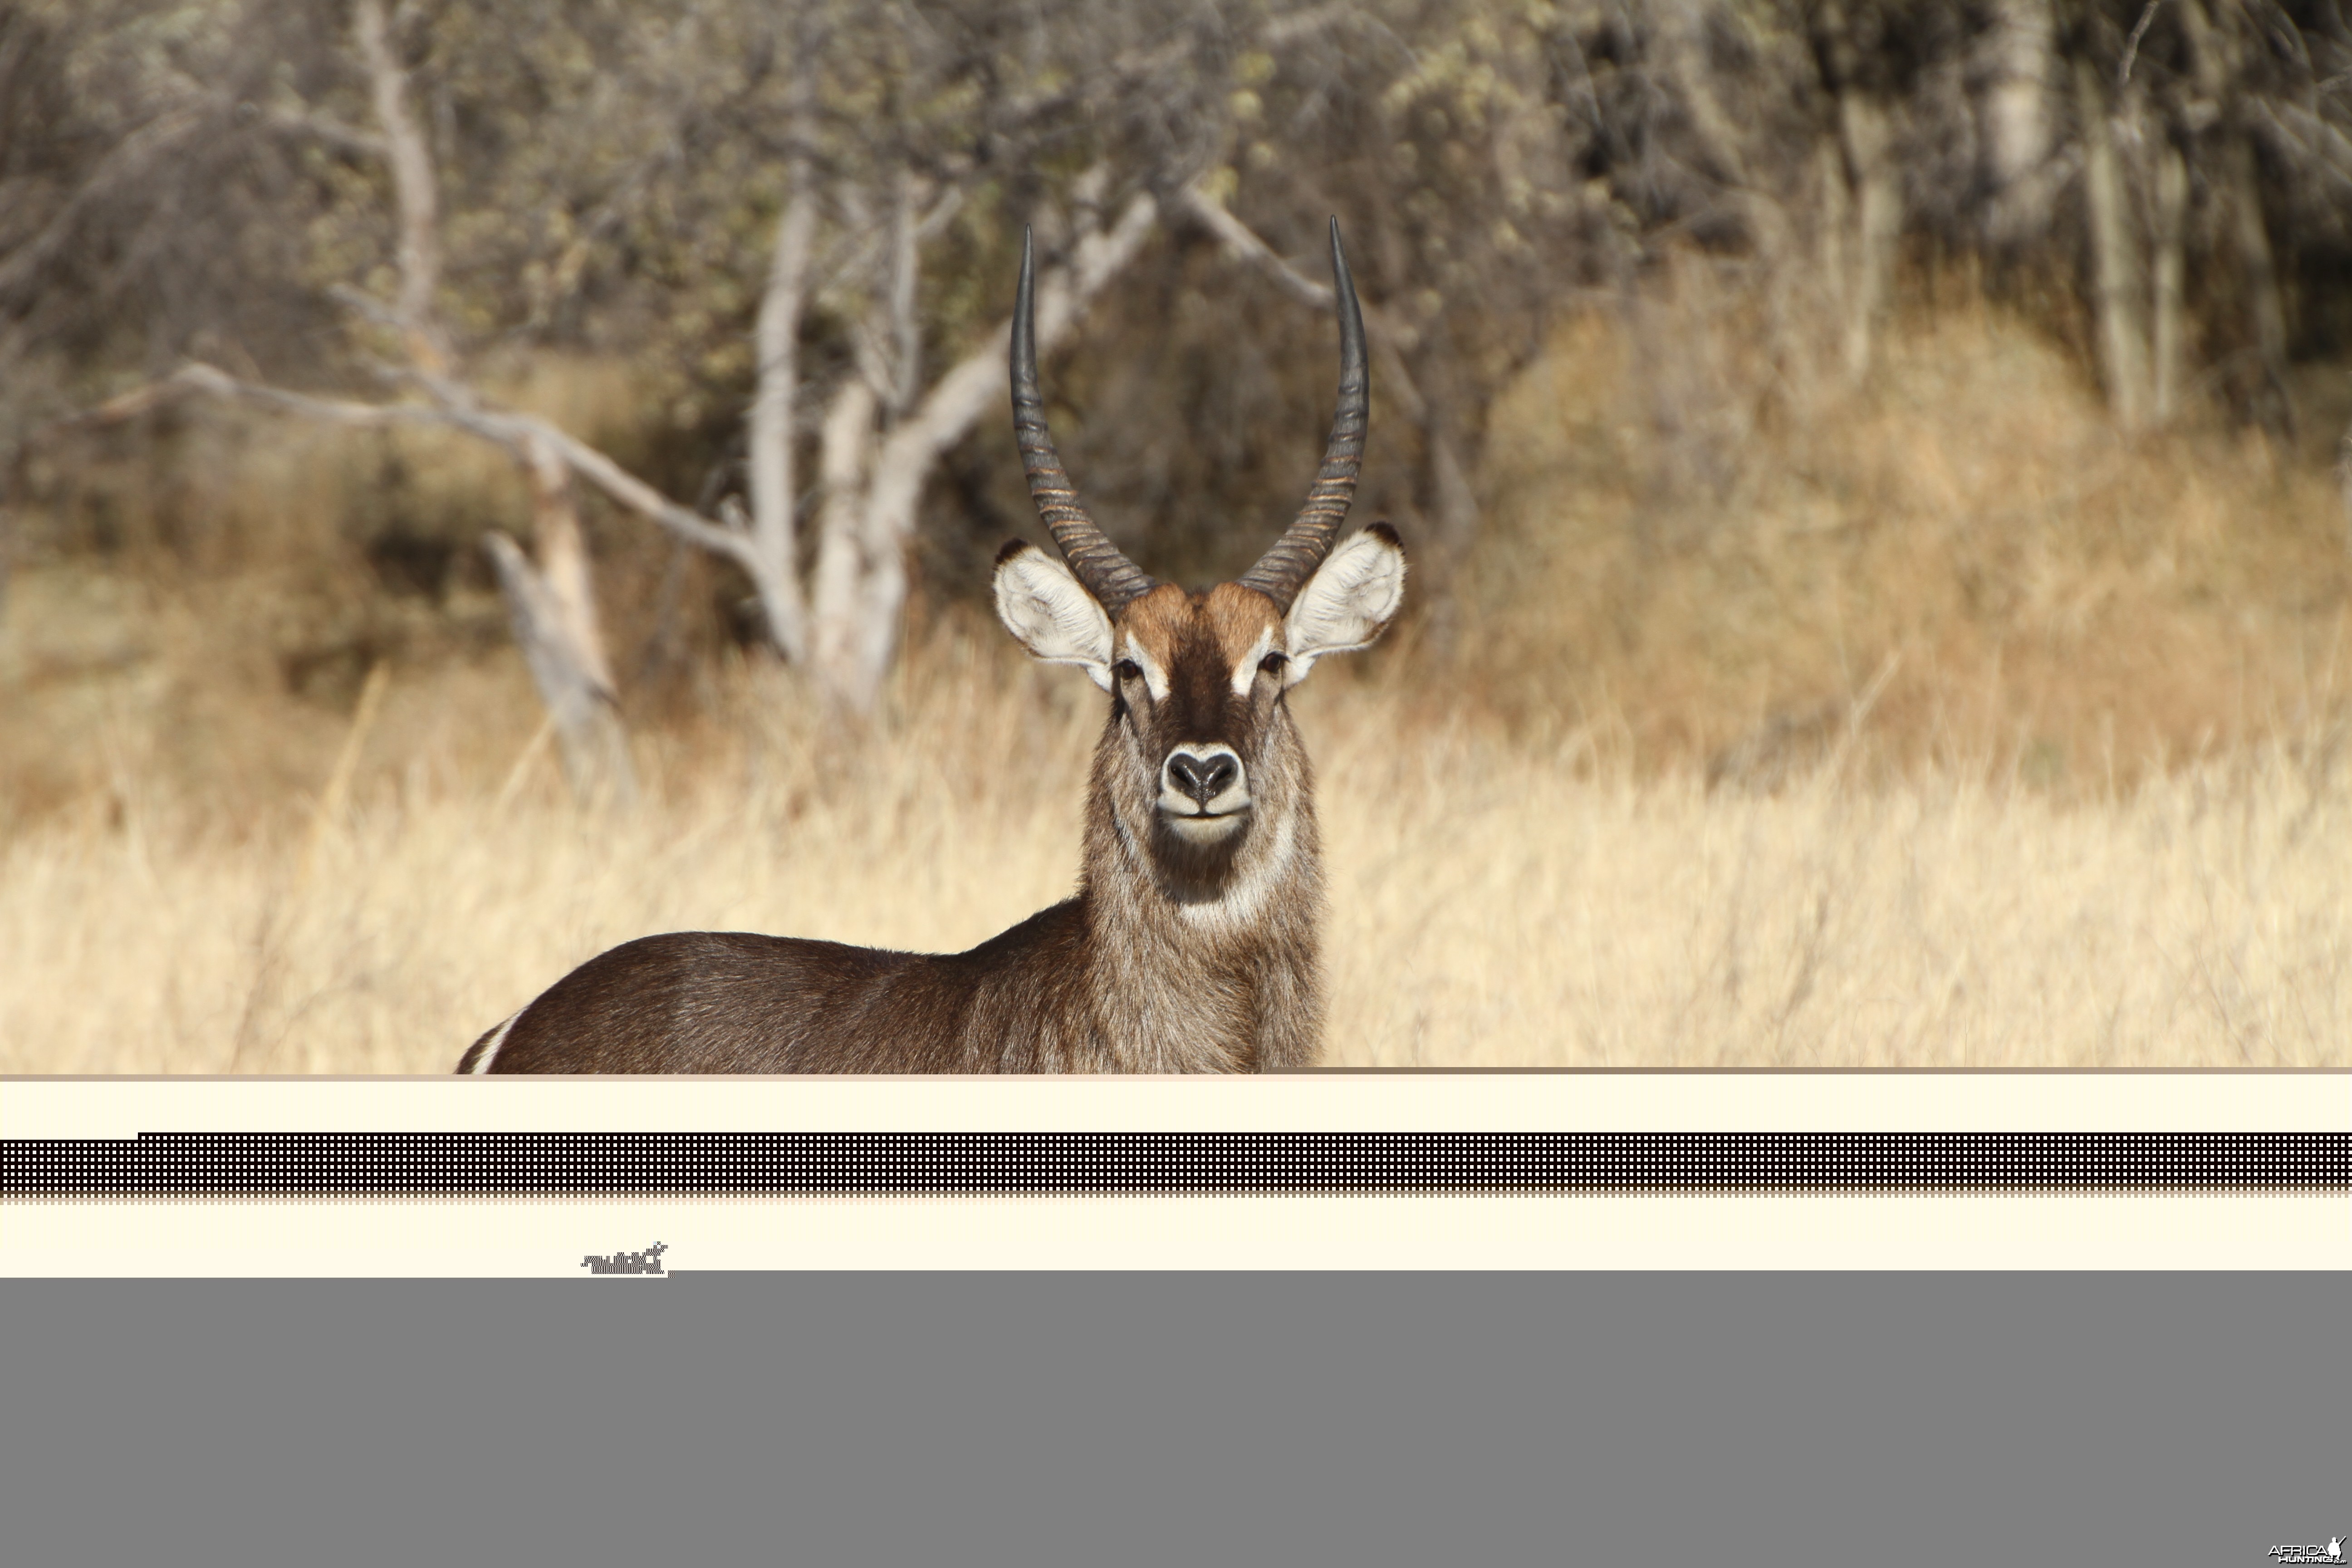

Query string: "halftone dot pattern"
[0, 1132, 2344, 1197]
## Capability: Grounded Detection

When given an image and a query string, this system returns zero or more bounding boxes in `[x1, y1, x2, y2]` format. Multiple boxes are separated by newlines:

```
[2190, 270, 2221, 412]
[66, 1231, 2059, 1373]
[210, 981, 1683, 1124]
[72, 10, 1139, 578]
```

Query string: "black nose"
[1167, 751, 1239, 804]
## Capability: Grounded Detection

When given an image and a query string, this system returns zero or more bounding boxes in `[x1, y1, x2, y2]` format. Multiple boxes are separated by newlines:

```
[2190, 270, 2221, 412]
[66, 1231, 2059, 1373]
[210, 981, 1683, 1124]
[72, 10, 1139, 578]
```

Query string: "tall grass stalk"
[2, 632, 2341, 1071]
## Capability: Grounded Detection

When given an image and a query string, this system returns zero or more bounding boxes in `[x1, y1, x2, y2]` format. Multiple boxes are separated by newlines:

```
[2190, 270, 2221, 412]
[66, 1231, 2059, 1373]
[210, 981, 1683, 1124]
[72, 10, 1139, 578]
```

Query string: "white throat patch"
[1174, 804, 1299, 930]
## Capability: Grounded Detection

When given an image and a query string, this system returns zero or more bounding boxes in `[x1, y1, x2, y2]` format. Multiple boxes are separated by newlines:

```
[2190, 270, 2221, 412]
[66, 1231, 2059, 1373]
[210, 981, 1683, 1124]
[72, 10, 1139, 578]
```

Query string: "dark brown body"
[459, 882, 1315, 1074]
[460, 611, 1336, 1075]
[460, 220, 1398, 1075]
[460, 906, 1098, 1074]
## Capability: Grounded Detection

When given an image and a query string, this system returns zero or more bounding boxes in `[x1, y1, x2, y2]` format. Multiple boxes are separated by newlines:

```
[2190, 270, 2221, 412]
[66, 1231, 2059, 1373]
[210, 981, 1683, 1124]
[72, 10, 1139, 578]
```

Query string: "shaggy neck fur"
[1071, 692, 1324, 1072]
[461, 530, 1401, 1077]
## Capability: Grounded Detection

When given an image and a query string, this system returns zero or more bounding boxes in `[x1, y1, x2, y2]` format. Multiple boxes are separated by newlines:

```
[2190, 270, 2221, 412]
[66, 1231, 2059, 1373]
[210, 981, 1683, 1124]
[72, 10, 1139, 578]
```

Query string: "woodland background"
[3, 0, 2350, 1069]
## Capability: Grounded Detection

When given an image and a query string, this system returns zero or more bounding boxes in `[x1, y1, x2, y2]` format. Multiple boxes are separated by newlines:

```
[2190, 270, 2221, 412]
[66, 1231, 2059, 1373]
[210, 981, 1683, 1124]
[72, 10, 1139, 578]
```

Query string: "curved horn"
[1237, 216, 1367, 611]
[1012, 227, 1156, 610]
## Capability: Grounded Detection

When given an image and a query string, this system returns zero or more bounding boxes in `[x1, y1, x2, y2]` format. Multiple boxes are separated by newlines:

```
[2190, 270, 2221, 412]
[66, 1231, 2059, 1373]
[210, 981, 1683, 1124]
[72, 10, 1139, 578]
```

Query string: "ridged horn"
[1237, 216, 1367, 612]
[1012, 227, 1156, 611]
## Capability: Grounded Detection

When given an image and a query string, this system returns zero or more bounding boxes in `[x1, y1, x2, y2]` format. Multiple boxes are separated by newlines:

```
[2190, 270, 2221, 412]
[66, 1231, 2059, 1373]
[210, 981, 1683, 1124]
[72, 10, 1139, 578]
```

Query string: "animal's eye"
[1113, 660, 1143, 683]
[1259, 652, 1288, 676]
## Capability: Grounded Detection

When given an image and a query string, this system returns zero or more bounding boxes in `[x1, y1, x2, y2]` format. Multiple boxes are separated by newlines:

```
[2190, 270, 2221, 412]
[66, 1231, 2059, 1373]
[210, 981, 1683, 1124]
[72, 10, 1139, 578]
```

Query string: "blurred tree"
[13, 0, 1253, 714]
[8, 0, 2352, 688]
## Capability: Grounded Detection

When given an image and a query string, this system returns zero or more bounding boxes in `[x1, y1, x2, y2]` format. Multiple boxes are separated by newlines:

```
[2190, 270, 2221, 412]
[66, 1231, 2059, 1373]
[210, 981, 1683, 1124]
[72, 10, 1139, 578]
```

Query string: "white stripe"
[1231, 627, 1275, 697]
[1125, 635, 1171, 703]
[467, 1013, 520, 1074]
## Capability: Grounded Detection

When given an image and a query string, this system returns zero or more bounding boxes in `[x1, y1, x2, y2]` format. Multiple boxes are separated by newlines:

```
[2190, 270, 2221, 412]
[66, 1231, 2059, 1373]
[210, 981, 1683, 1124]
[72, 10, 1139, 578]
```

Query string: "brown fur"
[466, 219, 1389, 1074]
[460, 584, 1330, 1074]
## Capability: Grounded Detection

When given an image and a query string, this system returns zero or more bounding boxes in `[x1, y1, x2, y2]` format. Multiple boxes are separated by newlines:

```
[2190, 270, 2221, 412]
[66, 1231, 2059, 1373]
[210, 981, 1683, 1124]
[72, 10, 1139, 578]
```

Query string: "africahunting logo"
[582, 1241, 666, 1275]
[2268, 1536, 2343, 1563]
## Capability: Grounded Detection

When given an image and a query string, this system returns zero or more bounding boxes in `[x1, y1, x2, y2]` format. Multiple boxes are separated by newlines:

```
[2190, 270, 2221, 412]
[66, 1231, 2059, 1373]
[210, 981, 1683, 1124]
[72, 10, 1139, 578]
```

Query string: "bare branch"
[326, 284, 404, 333]
[255, 104, 387, 160]
[916, 185, 965, 245]
[887, 190, 1161, 500]
[53, 363, 757, 571]
[1176, 186, 1485, 558]
[354, 0, 451, 372]
[483, 437, 637, 808]
[813, 190, 1164, 710]
[833, 172, 929, 422]
[834, 179, 908, 410]
[1177, 186, 1335, 312]
[1176, 185, 1429, 423]
[886, 169, 924, 420]
[521, 434, 621, 704]
[1263, 1, 1361, 47]
[2250, 98, 2352, 193]
[0, 104, 207, 305]
[2119, 1, 2164, 88]
[54, 362, 433, 432]
[449, 405, 756, 567]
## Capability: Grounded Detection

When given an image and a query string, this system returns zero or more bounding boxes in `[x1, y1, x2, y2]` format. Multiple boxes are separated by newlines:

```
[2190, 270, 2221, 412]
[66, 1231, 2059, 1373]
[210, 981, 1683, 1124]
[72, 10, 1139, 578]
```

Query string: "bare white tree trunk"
[1810, 134, 1855, 404]
[746, 181, 816, 664]
[2179, 0, 2295, 434]
[354, 0, 640, 798]
[343, 0, 631, 805]
[65, 13, 1176, 728]
[2338, 420, 2352, 552]
[353, 0, 451, 375]
[364, 0, 624, 800]
[809, 375, 879, 701]
[884, 169, 923, 418]
[98, 184, 1165, 722]
[2219, 132, 2292, 432]
[800, 188, 1161, 714]
[2151, 139, 2188, 424]
[1812, 0, 1902, 385]
[744, 39, 819, 665]
[2077, 59, 2149, 431]
[1835, 91, 1900, 384]
[1980, 0, 2058, 244]
[484, 437, 636, 808]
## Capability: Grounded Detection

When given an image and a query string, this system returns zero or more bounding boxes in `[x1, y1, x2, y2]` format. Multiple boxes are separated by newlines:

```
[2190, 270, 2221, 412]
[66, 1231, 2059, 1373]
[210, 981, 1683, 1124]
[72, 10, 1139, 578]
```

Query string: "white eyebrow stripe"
[1124, 634, 1171, 703]
[1231, 626, 1275, 697]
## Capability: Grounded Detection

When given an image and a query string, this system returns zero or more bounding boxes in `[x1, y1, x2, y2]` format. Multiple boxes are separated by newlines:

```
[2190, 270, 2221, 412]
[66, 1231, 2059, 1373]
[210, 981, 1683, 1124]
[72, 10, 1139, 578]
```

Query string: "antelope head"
[994, 219, 1406, 900]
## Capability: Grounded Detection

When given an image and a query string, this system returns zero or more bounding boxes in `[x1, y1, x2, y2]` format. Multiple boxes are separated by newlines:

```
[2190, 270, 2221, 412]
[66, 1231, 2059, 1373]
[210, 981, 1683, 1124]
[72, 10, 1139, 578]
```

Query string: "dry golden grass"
[5, 301, 2348, 1071]
[1467, 288, 2352, 782]
[0, 624, 2343, 1072]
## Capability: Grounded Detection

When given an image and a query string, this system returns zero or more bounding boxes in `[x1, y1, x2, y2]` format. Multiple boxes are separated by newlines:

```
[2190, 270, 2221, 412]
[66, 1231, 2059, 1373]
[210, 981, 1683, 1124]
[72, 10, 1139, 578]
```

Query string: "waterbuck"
[458, 219, 1405, 1073]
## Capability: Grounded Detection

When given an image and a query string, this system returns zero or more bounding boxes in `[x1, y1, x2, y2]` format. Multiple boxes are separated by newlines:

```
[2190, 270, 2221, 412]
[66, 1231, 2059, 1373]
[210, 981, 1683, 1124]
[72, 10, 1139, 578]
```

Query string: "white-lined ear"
[994, 542, 1115, 690]
[1282, 524, 1405, 686]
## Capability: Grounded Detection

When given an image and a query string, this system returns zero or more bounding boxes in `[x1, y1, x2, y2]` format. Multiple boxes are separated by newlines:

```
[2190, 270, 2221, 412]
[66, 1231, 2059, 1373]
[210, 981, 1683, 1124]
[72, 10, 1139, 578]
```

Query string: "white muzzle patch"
[1159, 742, 1250, 840]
